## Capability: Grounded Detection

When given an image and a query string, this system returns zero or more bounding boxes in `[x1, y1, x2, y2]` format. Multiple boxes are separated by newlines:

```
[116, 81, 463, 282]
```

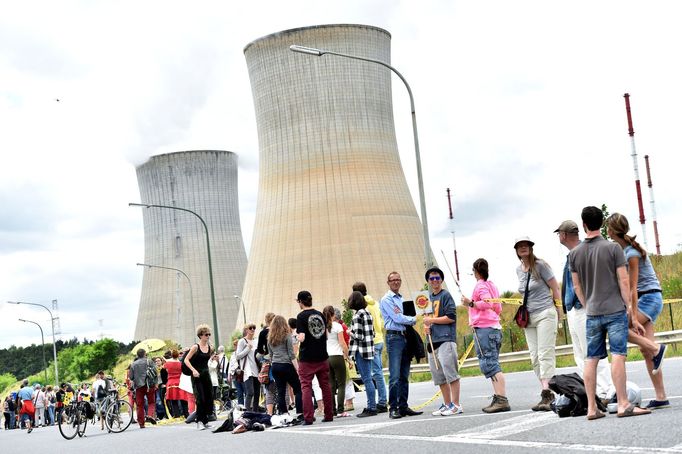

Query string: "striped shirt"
[349, 308, 374, 359]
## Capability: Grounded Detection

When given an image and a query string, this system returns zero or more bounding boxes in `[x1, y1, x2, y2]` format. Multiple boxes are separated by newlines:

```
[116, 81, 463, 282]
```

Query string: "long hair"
[322, 305, 335, 332]
[516, 245, 542, 279]
[607, 213, 647, 259]
[267, 315, 289, 347]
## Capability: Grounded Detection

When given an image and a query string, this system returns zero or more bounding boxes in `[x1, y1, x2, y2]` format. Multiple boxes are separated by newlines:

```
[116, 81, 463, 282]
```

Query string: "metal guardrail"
[402, 329, 682, 375]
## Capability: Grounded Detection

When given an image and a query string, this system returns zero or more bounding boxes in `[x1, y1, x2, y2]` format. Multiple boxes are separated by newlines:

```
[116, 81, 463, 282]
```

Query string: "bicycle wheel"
[58, 405, 80, 440]
[77, 406, 88, 437]
[105, 399, 133, 433]
[213, 398, 224, 416]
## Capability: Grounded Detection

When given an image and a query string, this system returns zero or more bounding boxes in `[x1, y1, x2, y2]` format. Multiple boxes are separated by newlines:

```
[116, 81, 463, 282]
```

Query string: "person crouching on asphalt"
[461, 259, 511, 413]
[423, 266, 462, 416]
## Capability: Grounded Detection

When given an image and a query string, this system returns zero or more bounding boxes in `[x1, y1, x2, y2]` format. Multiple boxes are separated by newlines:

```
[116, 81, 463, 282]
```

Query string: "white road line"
[438, 412, 558, 440]
[283, 429, 676, 453]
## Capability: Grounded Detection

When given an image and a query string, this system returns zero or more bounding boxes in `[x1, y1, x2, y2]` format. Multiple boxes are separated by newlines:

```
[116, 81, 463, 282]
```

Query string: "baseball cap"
[296, 290, 312, 302]
[554, 220, 579, 234]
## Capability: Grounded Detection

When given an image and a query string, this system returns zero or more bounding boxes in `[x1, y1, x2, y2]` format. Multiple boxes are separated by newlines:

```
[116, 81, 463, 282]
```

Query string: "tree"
[601, 203, 610, 239]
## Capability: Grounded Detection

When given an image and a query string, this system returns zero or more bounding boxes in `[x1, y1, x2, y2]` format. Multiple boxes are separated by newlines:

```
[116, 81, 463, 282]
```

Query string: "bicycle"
[58, 391, 93, 440]
[100, 382, 133, 433]
[213, 383, 239, 416]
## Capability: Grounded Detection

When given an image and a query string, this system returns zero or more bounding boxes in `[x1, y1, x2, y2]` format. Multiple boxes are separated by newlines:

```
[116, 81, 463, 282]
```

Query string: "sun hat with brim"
[513, 236, 535, 249]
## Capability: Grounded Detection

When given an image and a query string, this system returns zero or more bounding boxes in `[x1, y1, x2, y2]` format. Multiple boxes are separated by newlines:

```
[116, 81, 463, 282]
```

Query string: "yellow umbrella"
[130, 338, 166, 354]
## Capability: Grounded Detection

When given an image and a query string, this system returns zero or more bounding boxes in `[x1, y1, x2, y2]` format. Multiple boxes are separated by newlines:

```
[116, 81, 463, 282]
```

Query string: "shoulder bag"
[514, 270, 531, 328]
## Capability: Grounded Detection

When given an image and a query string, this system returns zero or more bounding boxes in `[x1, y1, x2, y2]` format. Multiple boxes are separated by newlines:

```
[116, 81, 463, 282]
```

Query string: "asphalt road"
[3, 357, 681, 454]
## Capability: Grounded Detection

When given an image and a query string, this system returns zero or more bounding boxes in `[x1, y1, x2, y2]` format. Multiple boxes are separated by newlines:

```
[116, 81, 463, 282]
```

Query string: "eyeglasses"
[388, 279, 402, 283]
[428, 276, 442, 281]
[248, 327, 256, 330]
[203, 333, 211, 337]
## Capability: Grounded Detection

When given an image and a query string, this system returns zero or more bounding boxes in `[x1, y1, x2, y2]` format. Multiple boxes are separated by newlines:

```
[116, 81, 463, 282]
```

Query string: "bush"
[0, 373, 16, 394]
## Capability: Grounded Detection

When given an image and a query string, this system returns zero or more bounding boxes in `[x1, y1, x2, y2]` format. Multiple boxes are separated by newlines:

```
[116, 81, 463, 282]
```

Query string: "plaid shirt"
[349, 308, 374, 359]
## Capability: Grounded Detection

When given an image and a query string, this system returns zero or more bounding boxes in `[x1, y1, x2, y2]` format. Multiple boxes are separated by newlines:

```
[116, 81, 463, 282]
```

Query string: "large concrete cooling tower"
[241, 24, 430, 324]
[134, 150, 247, 346]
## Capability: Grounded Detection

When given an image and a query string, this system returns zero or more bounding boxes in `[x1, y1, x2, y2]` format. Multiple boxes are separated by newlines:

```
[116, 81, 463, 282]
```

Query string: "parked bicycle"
[99, 380, 133, 433]
[213, 383, 239, 416]
[58, 389, 95, 440]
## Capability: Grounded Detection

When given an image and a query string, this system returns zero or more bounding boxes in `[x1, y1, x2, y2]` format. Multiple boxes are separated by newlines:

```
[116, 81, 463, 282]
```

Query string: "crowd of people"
[3, 208, 670, 433]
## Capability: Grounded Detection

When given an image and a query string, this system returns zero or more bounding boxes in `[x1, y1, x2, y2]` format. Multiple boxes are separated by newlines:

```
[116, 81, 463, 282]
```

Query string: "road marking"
[285, 428, 677, 453]
[438, 412, 558, 439]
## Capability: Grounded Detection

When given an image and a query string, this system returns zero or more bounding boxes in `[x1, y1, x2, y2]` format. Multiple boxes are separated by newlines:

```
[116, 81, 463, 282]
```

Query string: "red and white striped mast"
[644, 155, 661, 254]
[623, 93, 648, 250]
[446, 188, 460, 281]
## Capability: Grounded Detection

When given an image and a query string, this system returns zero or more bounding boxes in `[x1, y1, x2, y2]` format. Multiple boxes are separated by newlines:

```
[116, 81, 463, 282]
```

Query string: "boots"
[531, 389, 554, 412]
[482, 395, 511, 413]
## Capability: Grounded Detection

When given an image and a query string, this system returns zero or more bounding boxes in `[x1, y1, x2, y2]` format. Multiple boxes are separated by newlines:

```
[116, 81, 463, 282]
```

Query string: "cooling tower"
[241, 24, 429, 324]
[134, 150, 247, 347]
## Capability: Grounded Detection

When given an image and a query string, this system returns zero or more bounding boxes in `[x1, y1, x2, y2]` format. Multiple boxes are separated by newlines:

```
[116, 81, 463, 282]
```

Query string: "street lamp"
[233, 295, 246, 325]
[129, 203, 220, 346]
[290, 44, 433, 267]
[7, 300, 59, 386]
[19, 318, 48, 384]
[136, 263, 196, 340]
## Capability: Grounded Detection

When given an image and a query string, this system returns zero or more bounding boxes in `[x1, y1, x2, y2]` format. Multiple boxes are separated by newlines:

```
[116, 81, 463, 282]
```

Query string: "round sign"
[415, 294, 430, 310]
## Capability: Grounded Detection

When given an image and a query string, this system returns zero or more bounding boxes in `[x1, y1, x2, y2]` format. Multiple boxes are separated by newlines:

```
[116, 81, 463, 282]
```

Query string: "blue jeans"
[386, 333, 411, 410]
[371, 342, 387, 406]
[586, 310, 628, 358]
[233, 379, 244, 406]
[47, 406, 55, 425]
[355, 351, 376, 410]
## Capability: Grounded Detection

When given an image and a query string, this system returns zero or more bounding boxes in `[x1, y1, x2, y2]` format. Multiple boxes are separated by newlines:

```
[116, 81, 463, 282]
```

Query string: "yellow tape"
[484, 298, 680, 305]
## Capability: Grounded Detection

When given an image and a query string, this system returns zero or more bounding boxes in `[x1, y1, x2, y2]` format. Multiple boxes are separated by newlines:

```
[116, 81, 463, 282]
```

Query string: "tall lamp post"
[19, 318, 48, 384]
[233, 295, 246, 325]
[290, 44, 433, 267]
[136, 262, 196, 339]
[129, 203, 220, 346]
[7, 301, 59, 386]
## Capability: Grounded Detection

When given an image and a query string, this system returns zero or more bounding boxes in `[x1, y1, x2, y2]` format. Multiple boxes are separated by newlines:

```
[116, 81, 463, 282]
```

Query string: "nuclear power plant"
[134, 150, 247, 346]
[241, 24, 430, 324]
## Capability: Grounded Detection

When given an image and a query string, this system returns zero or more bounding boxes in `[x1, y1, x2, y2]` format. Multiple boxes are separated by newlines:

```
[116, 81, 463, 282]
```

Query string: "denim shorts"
[586, 310, 628, 358]
[638, 292, 663, 322]
[473, 327, 502, 378]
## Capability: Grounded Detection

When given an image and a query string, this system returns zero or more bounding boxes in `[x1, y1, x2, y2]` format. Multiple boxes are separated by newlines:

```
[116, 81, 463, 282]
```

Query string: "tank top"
[193, 344, 211, 372]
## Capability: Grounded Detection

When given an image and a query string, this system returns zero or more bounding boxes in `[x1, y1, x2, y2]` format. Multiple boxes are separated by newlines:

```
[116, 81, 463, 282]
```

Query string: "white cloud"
[2, 0, 681, 348]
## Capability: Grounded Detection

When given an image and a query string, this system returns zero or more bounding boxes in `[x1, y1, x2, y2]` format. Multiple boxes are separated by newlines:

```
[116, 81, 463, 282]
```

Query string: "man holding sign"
[423, 266, 462, 416]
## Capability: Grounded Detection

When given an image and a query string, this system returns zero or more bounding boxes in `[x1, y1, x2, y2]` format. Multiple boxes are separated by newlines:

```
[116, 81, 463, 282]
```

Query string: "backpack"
[180, 346, 196, 376]
[145, 359, 158, 387]
[257, 360, 271, 384]
[97, 385, 107, 399]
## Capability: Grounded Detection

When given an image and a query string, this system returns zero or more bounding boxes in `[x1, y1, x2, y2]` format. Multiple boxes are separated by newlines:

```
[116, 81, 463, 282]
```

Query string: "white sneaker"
[432, 404, 448, 416]
[450, 403, 463, 414]
[440, 406, 454, 416]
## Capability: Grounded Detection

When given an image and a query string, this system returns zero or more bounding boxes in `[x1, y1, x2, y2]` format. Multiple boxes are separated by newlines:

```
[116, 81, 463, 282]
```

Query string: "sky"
[2, 0, 681, 349]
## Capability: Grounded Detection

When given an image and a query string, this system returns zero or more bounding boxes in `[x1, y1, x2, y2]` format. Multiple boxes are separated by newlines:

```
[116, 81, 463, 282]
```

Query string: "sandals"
[617, 404, 651, 418]
[586, 411, 605, 421]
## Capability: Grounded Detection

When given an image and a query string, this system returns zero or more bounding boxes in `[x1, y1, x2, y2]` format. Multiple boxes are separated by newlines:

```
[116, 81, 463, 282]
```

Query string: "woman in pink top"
[461, 258, 511, 413]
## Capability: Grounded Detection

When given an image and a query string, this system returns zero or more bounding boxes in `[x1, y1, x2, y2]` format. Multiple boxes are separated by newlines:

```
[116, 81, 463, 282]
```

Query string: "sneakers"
[376, 404, 388, 413]
[531, 389, 554, 412]
[645, 399, 670, 410]
[652, 344, 667, 375]
[482, 395, 511, 413]
[356, 408, 378, 418]
[433, 403, 463, 416]
[431, 404, 448, 416]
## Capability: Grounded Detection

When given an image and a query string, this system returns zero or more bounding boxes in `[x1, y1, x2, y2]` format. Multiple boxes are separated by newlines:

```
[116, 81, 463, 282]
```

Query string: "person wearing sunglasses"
[235, 324, 260, 412]
[184, 324, 214, 429]
[423, 266, 461, 417]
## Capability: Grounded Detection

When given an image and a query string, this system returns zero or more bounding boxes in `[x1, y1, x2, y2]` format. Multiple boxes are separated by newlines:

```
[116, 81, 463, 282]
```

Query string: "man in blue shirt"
[17, 379, 35, 433]
[380, 271, 423, 419]
[555, 220, 612, 398]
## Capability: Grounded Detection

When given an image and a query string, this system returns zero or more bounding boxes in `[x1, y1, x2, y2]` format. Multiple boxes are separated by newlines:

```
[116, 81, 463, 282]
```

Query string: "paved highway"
[4, 357, 681, 453]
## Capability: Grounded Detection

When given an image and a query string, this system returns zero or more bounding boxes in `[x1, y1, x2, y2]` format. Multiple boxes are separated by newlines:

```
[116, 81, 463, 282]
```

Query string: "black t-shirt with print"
[296, 308, 328, 363]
